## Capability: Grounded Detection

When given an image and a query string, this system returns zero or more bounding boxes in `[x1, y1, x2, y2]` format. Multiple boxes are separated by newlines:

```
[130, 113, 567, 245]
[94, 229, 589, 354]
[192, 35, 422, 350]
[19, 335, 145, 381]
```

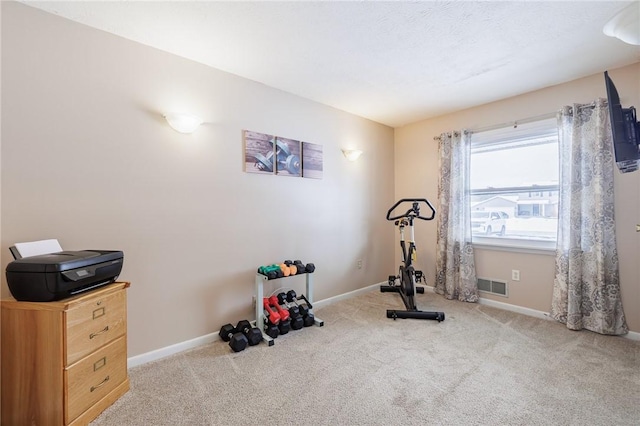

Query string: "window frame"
[469, 118, 559, 253]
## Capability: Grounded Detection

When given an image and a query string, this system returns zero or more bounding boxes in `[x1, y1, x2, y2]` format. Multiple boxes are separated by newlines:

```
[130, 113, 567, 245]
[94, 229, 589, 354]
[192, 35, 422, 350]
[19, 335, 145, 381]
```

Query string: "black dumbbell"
[296, 300, 311, 319]
[276, 293, 304, 330]
[286, 290, 315, 327]
[219, 324, 248, 352]
[263, 300, 280, 339]
[277, 292, 299, 317]
[236, 320, 262, 346]
[264, 320, 279, 339]
[292, 260, 316, 273]
[292, 260, 306, 274]
[279, 318, 292, 334]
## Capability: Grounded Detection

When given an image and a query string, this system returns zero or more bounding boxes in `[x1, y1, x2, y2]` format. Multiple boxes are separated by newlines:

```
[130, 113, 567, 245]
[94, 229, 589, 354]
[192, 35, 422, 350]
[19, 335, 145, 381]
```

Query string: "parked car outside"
[471, 210, 507, 236]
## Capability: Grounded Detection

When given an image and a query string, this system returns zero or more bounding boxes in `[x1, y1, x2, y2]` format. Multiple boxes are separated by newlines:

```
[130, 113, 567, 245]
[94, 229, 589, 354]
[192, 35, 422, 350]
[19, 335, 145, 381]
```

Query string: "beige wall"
[395, 62, 640, 333]
[0, 3, 396, 356]
[2, 2, 638, 363]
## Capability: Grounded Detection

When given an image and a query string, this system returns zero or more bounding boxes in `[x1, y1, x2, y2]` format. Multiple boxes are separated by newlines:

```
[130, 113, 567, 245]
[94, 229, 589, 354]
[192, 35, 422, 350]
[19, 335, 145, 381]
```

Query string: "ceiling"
[21, 1, 640, 127]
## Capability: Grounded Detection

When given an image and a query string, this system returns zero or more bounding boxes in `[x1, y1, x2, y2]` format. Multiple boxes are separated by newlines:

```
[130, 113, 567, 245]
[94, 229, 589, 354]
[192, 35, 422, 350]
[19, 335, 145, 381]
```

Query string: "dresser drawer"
[65, 335, 127, 424]
[66, 289, 126, 365]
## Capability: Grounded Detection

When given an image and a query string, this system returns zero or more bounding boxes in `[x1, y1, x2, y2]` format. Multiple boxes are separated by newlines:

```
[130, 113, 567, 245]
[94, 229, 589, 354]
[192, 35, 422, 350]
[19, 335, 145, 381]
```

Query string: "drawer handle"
[89, 326, 109, 339]
[94, 356, 107, 371]
[90, 375, 110, 392]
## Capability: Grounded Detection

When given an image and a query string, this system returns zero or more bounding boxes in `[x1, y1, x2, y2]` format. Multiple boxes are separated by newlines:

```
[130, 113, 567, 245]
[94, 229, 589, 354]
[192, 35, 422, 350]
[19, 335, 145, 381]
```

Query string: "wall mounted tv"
[605, 71, 640, 173]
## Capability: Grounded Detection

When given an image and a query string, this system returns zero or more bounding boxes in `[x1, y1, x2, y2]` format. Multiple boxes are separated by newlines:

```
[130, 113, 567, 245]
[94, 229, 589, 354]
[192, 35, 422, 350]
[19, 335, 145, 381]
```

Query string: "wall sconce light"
[603, 3, 640, 46]
[342, 149, 363, 161]
[164, 113, 203, 134]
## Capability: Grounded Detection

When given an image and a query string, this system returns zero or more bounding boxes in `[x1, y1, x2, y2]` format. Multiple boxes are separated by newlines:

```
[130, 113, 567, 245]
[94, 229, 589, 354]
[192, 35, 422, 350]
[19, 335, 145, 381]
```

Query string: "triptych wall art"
[243, 130, 323, 179]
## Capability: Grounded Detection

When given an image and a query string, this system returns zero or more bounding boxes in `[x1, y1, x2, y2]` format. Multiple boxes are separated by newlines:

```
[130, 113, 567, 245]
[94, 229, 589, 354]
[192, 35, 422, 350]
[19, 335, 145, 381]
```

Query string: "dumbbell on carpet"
[219, 324, 249, 352]
[236, 320, 263, 346]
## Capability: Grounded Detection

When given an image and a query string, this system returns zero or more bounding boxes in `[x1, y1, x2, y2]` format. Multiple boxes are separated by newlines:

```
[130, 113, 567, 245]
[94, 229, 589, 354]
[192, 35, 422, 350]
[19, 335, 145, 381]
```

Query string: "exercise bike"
[380, 198, 445, 322]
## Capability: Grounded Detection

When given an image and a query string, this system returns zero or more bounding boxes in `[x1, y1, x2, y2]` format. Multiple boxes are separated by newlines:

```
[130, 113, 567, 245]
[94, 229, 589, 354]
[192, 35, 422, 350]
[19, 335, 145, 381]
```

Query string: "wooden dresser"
[1, 282, 130, 425]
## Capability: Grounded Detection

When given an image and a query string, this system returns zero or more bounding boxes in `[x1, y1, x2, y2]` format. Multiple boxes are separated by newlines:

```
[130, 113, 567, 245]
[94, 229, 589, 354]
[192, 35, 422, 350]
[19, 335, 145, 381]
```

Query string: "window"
[469, 118, 559, 251]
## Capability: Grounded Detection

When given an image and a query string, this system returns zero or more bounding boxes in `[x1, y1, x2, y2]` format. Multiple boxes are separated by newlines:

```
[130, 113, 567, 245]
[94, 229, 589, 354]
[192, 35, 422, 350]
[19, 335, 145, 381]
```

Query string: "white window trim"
[470, 117, 559, 253]
[472, 236, 556, 255]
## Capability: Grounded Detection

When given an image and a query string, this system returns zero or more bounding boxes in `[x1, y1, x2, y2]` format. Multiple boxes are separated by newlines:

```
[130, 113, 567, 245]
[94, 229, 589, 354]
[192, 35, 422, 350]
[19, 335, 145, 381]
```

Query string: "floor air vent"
[478, 278, 508, 296]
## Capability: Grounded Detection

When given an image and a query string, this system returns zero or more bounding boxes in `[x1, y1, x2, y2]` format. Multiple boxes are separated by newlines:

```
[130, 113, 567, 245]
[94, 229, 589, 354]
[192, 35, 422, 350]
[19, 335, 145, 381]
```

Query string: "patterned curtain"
[550, 100, 628, 335]
[435, 131, 479, 302]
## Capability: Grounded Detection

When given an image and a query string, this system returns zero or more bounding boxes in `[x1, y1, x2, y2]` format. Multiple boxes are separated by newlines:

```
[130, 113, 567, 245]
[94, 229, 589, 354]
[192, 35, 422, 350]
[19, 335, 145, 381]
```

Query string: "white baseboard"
[478, 294, 640, 340]
[128, 281, 639, 367]
[128, 331, 219, 369]
[626, 330, 640, 341]
[423, 284, 640, 340]
[477, 295, 553, 321]
[312, 282, 383, 309]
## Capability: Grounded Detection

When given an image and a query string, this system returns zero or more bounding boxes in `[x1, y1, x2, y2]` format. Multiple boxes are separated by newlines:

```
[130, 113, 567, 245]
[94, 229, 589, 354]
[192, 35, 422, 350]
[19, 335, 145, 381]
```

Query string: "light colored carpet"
[92, 289, 640, 425]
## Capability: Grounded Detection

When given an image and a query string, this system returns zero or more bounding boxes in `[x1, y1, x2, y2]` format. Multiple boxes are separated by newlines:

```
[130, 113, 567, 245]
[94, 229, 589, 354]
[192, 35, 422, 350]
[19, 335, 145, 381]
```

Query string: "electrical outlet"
[512, 270, 520, 281]
[357, 259, 363, 269]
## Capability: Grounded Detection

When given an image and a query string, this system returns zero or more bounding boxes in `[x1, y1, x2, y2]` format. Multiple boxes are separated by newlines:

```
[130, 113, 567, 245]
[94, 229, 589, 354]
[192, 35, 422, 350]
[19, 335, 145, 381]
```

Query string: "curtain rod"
[468, 101, 607, 134]
[433, 112, 555, 141]
[433, 99, 607, 141]
[466, 111, 557, 135]
[433, 131, 461, 141]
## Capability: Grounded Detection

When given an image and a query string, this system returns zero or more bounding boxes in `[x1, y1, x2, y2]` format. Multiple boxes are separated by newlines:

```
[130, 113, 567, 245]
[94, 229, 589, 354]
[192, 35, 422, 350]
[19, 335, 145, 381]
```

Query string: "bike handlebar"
[386, 198, 436, 221]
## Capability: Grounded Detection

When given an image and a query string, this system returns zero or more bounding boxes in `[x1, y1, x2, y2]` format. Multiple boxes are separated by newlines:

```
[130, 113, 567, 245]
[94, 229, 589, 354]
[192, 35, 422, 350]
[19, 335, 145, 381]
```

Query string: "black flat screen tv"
[604, 71, 640, 173]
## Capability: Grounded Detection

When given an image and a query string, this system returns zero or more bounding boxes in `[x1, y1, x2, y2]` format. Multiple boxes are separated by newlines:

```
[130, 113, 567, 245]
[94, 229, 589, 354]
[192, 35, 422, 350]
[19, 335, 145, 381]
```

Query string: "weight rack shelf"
[254, 272, 324, 346]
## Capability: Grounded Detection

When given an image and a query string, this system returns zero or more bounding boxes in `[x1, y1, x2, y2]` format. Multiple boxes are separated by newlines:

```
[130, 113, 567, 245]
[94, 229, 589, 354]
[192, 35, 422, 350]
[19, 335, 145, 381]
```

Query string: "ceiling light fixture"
[164, 113, 203, 134]
[342, 149, 363, 161]
[603, 3, 640, 46]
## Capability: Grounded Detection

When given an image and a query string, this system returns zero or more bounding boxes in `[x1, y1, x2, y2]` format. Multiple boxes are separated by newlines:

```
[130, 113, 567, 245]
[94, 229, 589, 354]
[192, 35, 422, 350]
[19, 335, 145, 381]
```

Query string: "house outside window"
[469, 118, 559, 251]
